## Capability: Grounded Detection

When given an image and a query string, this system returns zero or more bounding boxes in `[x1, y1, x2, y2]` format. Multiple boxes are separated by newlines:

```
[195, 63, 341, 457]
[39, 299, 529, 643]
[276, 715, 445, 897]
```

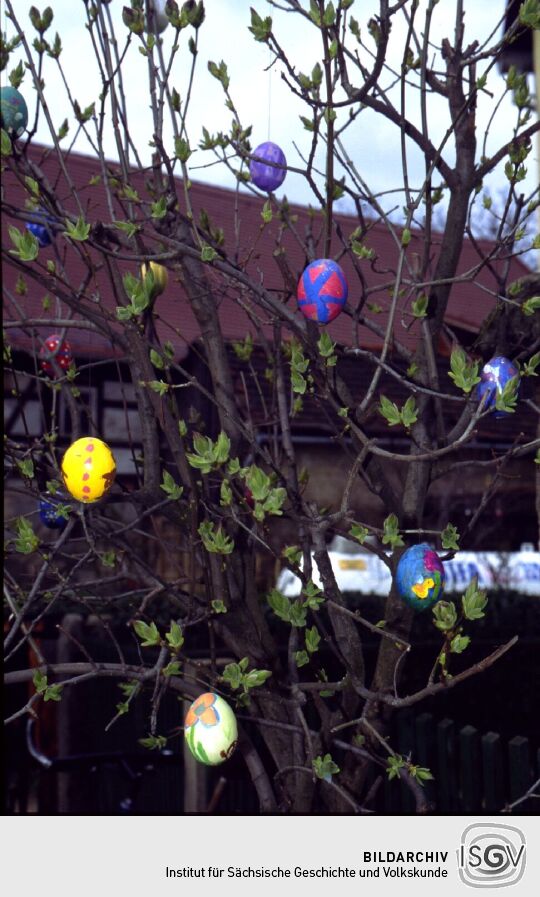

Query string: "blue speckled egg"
[250, 141, 287, 192]
[297, 258, 348, 324]
[39, 494, 69, 529]
[1, 86, 28, 137]
[395, 543, 445, 611]
[476, 356, 520, 418]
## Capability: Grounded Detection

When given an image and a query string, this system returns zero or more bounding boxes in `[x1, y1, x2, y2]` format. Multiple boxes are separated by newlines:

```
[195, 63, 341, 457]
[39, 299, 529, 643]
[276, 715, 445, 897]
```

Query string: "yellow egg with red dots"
[61, 437, 116, 503]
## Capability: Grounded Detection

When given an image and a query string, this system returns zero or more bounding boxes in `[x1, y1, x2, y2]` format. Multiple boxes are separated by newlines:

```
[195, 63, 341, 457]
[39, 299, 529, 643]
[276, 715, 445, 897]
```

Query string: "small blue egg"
[39, 495, 69, 529]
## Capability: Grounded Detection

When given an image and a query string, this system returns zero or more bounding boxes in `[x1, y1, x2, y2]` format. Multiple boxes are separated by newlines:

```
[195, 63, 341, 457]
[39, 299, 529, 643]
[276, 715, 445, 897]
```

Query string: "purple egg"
[476, 356, 520, 418]
[249, 141, 287, 192]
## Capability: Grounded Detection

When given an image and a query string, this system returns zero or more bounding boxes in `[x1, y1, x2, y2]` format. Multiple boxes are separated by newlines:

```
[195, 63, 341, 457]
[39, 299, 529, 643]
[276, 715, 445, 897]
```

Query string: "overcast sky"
[3, 1, 538, 218]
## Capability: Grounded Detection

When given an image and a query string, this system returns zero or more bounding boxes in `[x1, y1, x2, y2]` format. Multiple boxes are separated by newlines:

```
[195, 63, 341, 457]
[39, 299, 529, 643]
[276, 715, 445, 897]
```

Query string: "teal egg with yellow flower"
[396, 543, 445, 611]
[184, 693, 238, 766]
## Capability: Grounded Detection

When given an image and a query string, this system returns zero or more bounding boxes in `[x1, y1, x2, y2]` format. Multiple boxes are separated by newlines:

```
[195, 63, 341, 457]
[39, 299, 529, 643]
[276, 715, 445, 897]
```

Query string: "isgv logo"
[458, 823, 526, 888]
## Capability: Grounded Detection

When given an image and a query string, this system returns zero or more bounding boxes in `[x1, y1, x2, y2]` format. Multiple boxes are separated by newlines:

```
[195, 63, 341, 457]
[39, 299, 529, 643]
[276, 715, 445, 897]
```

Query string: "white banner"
[2, 814, 539, 897]
[276, 549, 540, 597]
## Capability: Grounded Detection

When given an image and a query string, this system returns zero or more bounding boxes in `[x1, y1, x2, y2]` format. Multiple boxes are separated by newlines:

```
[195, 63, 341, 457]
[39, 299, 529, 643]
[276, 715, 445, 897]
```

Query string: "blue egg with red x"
[297, 258, 348, 324]
[39, 494, 69, 529]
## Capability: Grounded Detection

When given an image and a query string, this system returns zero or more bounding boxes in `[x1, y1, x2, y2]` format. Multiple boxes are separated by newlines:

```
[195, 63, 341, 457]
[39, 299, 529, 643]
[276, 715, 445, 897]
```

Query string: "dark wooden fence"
[5, 612, 538, 814]
[8, 708, 538, 814]
[382, 710, 540, 814]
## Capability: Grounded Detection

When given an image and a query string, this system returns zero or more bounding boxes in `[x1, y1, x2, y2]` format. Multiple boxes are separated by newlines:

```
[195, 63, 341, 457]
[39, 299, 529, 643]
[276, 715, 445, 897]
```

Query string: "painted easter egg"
[39, 334, 73, 376]
[395, 543, 445, 611]
[146, 0, 169, 33]
[297, 258, 348, 324]
[184, 692, 238, 766]
[38, 493, 69, 529]
[250, 141, 287, 192]
[141, 260, 168, 298]
[476, 356, 520, 419]
[0, 86, 28, 137]
[61, 437, 116, 504]
[25, 209, 56, 247]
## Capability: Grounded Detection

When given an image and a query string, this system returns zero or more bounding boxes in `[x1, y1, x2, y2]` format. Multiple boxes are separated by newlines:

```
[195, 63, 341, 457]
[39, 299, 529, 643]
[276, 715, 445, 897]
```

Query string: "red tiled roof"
[2, 143, 531, 360]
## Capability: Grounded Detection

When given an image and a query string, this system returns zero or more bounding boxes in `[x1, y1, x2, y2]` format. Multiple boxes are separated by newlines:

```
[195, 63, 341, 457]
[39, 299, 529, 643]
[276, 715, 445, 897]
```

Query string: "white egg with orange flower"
[184, 693, 237, 766]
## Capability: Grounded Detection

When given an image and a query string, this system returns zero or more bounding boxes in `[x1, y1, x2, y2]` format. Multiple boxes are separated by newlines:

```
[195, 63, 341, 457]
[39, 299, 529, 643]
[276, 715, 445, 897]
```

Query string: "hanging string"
[267, 0, 272, 140]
